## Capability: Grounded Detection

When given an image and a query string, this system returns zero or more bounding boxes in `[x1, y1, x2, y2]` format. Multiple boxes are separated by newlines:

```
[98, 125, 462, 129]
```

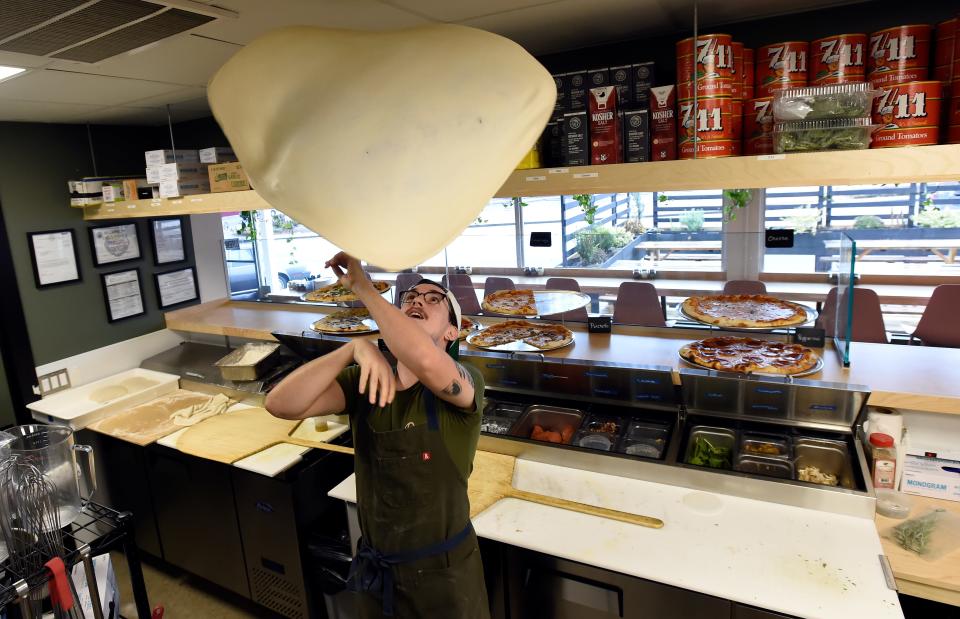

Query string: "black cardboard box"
[623, 108, 650, 163]
[587, 67, 610, 89]
[561, 111, 589, 166]
[610, 65, 633, 110]
[632, 62, 656, 107]
[566, 71, 589, 112]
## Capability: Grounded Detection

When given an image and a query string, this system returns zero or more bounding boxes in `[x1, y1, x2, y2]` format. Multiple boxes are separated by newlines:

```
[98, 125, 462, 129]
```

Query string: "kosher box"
[199, 146, 237, 164]
[145, 149, 199, 167]
[209, 162, 251, 192]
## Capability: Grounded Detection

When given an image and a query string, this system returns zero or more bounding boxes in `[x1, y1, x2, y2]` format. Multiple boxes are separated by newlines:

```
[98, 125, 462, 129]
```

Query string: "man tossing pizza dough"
[265, 253, 488, 618]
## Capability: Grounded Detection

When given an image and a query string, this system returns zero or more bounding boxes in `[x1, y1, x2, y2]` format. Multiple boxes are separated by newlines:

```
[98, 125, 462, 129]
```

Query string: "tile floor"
[111, 552, 267, 618]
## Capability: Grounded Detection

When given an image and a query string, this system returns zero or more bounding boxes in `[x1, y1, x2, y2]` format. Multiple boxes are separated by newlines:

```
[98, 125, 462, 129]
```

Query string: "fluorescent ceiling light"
[0, 65, 26, 82]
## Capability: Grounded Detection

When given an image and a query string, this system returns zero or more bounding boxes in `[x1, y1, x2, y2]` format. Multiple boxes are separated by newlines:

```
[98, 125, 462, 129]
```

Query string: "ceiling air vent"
[0, 0, 221, 63]
[54, 8, 214, 62]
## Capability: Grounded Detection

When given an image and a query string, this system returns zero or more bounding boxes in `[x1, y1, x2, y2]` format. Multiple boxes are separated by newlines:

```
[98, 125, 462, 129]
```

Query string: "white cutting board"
[27, 368, 179, 430]
[159, 405, 350, 477]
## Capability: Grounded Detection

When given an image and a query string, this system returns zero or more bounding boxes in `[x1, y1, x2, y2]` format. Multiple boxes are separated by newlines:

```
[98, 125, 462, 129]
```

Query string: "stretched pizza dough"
[208, 25, 555, 270]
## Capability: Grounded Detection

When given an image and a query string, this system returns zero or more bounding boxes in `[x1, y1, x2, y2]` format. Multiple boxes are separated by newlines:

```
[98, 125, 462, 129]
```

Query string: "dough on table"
[208, 24, 556, 270]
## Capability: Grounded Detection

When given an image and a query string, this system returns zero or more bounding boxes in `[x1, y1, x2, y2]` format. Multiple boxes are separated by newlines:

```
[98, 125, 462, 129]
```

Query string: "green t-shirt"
[335, 363, 484, 481]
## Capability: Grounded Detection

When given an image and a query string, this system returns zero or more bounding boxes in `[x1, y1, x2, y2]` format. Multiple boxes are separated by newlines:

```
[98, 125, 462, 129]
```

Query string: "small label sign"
[794, 327, 825, 348]
[587, 316, 612, 333]
[765, 229, 794, 248]
[529, 231, 552, 247]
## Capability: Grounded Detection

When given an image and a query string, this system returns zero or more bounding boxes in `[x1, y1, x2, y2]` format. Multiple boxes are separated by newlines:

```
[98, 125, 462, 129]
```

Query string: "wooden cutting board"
[176, 407, 354, 463]
[468, 450, 663, 529]
[88, 390, 214, 446]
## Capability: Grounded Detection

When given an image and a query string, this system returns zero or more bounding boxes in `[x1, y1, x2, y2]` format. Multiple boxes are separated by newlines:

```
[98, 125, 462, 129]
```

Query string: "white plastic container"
[27, 368, 179, 430]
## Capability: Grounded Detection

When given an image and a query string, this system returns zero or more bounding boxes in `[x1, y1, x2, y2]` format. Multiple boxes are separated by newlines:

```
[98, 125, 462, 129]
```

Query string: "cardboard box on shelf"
[158, 177, 211, 198]
[208, 162, 251, 192]
[146, 162, 209, 184]
[144, 149, 199, 167]
[67, 179, 104, 207]
[623, 108, 650, 162]
[199, 146, 237, 163]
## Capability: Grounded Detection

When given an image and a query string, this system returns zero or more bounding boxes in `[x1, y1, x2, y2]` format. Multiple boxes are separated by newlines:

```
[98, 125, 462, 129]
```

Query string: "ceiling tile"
[47, 34, 239, 87]
[382, 0, 564, 23]
[0, 69, 184, 105]
[72, 105, 170, 125]
[462, 0, 674, 55]
[0, 50, 54, 69]
[192, 0, 430, 45]
[0, 98, 103, 123]
[123, 86, 206, 108]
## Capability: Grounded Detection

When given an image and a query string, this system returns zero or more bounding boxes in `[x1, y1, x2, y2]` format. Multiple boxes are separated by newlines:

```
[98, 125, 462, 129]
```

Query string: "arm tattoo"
[455, 362, 475, 387]
[443, 380, 462, 396]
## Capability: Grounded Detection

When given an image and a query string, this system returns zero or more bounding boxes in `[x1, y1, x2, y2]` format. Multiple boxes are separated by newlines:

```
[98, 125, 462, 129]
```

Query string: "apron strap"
[347, 522, 473, 616]
[424, 389, 439, 432]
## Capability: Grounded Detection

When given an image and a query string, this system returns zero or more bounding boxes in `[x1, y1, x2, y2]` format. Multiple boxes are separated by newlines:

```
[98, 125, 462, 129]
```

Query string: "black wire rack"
[0, 501, 150, 617]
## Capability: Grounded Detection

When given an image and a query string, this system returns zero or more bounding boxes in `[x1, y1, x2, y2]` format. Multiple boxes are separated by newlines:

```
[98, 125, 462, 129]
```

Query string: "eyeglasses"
[399, 290, 447, 305]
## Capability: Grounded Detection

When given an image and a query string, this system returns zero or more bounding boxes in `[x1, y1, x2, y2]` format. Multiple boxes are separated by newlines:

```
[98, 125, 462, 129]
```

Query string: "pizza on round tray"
[481, 289, 537, 316]
[311, 309, 375, 333]
[681, 294, 809, 329]
[304, 280, 390, 303]
[679, 336, 819, 375]
[468, 320, 573, 351]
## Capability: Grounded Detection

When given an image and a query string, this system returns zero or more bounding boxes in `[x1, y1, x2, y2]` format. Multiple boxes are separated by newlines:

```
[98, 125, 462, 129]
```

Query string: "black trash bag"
[307, 528, 353, 595]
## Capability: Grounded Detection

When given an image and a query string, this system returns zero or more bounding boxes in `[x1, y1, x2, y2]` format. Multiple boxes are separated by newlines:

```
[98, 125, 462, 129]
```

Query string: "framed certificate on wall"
[89, 223, 141, 266]
[28, 229, 81, 288]
[155, 266, 199, 309]
[149, 217, 186, 265]
[100, 268, 145, 322]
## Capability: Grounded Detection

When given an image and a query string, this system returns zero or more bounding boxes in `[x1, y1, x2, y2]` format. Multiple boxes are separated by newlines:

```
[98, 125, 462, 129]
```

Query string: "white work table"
[329, 459, 903, 619]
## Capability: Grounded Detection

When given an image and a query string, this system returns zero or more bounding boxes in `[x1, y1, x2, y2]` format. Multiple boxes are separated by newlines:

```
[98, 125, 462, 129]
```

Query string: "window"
[763, 182, 960, 277]
[420, 198, 518, 268]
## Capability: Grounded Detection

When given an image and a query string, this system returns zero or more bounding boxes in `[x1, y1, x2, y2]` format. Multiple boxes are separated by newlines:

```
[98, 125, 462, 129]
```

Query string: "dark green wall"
[0, 346, 13, 427]
[0, 121, 196, 366]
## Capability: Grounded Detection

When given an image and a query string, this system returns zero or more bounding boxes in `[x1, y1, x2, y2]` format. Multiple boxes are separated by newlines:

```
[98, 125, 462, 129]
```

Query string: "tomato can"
[809, 33, 867, 85]
[744, 97, 775, 155]
[934, 18, 956, 68]
[871, 81, 944, 147]
[868, 24, 932, 87]
[676, 34, 735, 81]
[731, 41, 744, 99]
[756, 41, 809, 96]
[743, 48, 755, 99]
[678, 96, 740, 159]
[677, 78, 735, 100]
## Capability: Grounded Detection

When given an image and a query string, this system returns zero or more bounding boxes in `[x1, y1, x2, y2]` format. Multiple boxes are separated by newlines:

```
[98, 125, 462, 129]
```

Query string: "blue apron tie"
[346, 522, 473, 616]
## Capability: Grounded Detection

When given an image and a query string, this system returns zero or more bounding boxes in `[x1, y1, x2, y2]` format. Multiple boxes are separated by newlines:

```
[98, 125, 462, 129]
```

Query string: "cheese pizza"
[481, 289, 538, 316]
[679, 336, 819, 375]
[304, 280, 390, 303]
[311, 309, 375, 333]
[681, 294, 808, 329]
[468, 320, 573, 351]
[458, 316, 478, 340]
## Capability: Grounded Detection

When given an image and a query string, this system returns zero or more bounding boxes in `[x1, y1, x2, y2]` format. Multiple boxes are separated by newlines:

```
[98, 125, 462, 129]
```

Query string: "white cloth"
[170, 393, 233, 427]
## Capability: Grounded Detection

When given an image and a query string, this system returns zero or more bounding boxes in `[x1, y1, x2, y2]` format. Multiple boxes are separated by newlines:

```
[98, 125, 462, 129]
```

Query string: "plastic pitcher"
[4, 424, 96, 528]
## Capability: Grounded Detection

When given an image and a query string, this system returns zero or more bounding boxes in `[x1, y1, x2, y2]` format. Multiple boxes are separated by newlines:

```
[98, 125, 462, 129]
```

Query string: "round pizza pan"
[483, 289, 591, 317]
[677, 302, 817, 332]
[310, 317, 380, 335]
[458, 318, 481, 340]
[465, 329, 574, 352]
[678, 352, 824, 377]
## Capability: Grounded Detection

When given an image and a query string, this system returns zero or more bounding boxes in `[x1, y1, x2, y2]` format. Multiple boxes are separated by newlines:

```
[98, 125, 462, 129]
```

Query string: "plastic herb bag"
[883, 508, 960, 561]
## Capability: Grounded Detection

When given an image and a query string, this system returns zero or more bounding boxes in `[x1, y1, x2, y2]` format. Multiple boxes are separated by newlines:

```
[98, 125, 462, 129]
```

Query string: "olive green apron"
[346, 389, 489, 618]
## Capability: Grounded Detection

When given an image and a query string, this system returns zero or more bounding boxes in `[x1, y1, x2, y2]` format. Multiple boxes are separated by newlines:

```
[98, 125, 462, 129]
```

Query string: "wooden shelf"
[493, 144, 960, 197]
[82, 190, 269, 220]
[82, 144, 960, 219]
